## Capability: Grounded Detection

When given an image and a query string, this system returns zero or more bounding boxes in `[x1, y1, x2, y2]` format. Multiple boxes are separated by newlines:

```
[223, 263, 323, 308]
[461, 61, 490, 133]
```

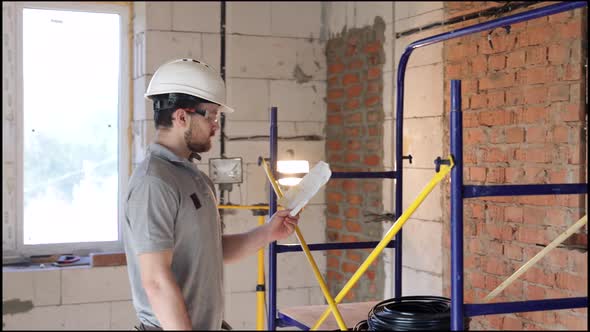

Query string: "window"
[6, 2, 130, 257]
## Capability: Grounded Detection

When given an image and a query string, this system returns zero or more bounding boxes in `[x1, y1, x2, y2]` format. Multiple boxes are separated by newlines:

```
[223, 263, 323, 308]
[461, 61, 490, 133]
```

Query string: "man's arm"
[222, 209, 299, 263]
[138, 250, 192, 330]
[222, 225, 270, 263]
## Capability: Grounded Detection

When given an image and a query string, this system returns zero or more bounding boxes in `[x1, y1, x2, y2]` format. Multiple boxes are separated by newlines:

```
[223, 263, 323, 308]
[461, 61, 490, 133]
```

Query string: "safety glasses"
[193, 108, 221, 124]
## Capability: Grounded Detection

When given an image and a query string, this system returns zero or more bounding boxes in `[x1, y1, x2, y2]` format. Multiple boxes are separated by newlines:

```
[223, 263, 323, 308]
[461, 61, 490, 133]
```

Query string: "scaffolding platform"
[278, 301, 377, 330]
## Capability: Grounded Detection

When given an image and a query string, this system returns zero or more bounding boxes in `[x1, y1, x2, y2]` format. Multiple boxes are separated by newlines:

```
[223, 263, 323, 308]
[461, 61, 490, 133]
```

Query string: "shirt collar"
[148, 143, 202, 174]
[148, 143, 185, 163]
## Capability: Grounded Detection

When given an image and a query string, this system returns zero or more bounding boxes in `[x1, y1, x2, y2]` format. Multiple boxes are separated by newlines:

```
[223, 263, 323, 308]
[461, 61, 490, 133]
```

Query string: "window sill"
[3, 262, 88, 272]
[2, 252, 126, 272]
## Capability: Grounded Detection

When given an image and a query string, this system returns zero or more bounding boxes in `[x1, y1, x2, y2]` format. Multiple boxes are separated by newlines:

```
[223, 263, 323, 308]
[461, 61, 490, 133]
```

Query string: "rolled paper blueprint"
[278, 161, 332, 217]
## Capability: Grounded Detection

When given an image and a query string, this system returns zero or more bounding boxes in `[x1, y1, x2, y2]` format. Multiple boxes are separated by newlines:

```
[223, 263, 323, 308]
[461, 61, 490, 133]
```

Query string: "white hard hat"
[145, 58, 234, 113]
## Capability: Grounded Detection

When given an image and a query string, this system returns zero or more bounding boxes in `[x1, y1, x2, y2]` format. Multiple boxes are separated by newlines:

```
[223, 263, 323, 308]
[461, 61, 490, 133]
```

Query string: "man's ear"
[172, 108, 190, 127]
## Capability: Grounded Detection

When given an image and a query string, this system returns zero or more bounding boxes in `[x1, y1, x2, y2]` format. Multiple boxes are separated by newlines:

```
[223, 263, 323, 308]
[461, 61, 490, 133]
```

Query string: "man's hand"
[222, 209, 300, 263]
[266, 209, 300, 242]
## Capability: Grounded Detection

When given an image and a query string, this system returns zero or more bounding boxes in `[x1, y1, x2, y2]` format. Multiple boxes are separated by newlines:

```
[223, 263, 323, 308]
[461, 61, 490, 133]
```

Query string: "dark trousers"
[135, 321, 232, 330]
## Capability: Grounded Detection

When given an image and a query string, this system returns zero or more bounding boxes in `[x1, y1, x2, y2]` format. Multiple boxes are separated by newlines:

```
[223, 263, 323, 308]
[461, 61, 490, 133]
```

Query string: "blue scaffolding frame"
[266, 107, 398, 330]
[266, 2, 588, 330]
[449, 79, 588, 329]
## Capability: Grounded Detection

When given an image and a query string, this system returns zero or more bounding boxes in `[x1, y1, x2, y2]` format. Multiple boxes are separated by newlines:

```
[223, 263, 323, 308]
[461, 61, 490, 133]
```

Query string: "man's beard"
[184, 124, 211, 153]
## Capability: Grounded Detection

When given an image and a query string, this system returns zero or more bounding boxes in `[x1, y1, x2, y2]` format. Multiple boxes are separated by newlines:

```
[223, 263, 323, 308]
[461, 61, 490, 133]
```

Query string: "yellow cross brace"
[311, 156, 454, 330]
[260, 159, 349, 331]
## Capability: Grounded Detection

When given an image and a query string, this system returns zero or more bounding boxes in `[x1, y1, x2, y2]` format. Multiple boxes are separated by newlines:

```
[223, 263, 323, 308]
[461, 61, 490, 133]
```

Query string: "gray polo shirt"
[123, 143, 224, 330]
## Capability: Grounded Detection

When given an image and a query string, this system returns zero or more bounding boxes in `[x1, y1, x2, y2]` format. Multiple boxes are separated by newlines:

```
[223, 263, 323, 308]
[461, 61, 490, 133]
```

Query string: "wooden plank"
[90, 252, 127, 267]
[279, 301, 378, 330]
[30, 254, 61, 264]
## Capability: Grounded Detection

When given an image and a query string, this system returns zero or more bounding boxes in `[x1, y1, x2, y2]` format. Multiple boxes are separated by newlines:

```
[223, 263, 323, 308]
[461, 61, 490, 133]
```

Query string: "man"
[123, 58, 299, 330]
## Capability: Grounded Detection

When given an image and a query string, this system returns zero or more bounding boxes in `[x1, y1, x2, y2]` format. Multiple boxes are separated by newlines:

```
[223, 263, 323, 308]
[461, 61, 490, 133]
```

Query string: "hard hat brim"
[219, 104, 235, 113]
[145, 92, 235, 113]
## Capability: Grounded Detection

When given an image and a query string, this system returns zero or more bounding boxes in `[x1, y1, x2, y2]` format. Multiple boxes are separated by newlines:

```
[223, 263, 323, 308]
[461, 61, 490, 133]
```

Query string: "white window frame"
[12, 1, 130, 257]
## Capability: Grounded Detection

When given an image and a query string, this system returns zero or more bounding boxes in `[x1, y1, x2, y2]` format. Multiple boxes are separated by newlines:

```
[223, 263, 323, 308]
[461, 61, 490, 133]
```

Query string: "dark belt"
[134, 323, 162, 331]
[135, 320, 232, 330]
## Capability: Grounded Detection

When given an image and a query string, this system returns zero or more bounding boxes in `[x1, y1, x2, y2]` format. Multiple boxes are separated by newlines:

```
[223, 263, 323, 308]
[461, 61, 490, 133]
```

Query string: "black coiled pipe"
[353, 319, 368, 331]
[354, 296, 469, 331]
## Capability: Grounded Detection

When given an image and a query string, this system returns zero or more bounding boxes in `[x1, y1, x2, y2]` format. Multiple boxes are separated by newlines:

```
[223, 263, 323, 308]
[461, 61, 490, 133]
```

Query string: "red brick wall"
[324, 18, 386, 302]
[443, 2, 587, 330]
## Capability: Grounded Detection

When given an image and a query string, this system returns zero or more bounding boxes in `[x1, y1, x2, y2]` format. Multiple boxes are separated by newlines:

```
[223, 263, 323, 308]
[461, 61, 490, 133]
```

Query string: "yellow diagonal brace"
[218, 205, 270, 210]
[483, 214, 587, 302]
[257, 215, 267, 330]
[261, 159, 348, 331]
[312, 156, 454, 330]
[260, 160, 285, 198]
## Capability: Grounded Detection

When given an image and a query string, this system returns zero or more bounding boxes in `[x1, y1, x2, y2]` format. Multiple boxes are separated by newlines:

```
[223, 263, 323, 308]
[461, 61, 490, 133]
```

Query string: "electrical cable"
[396, 1, 545, 39]
[218, 1, 227, 223]
[225, 134, 324, 141]
[353, 296, 470, 331]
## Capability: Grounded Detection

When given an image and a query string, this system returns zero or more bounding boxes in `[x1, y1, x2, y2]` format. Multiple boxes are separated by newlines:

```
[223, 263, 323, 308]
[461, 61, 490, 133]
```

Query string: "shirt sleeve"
[126, 176, 179, 254]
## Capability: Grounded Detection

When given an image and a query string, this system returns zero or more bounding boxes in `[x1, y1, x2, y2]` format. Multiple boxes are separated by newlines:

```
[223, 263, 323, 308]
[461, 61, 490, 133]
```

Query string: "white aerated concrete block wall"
[132, 1, 223, 166]
[393, 1, 445, 297]
[222, 2, 327, 328]
[2, 267, 136, 330]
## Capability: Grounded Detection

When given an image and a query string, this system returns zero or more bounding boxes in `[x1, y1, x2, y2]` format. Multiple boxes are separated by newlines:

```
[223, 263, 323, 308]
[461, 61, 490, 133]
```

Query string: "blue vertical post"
[394, 48, 413, 299]
[268, 107, 278, 330]
[450, 80, 464, 330]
